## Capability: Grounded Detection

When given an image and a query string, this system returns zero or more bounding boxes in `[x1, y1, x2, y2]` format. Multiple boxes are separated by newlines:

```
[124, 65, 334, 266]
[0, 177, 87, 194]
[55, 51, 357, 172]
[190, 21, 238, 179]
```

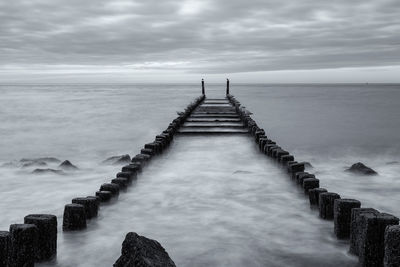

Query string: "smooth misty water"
[0, 83, 399, 266]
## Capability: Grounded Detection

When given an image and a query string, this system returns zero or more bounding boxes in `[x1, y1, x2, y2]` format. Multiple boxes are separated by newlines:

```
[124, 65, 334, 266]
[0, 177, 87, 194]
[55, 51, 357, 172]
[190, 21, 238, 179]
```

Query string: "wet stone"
[24, 214, 57, 261]
[59, 160, 78, 170]
[114, 232, 176, 267]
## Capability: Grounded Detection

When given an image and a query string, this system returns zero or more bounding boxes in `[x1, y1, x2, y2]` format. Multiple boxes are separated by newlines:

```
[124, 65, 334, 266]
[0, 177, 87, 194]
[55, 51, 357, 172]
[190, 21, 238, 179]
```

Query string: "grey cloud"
[0, 0, 399, 74]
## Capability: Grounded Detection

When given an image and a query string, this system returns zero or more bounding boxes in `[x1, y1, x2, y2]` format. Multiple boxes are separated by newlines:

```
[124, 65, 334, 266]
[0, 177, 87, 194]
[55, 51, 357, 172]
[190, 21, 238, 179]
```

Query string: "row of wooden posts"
[201, 79, 230, 95]
[0, 95, 205, 267]
[226, 94, 400, 267]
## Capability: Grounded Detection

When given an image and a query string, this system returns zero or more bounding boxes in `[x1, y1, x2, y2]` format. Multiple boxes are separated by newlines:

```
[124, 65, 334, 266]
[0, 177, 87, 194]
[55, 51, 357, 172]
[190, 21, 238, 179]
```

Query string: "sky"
[0, 0, 399, 83]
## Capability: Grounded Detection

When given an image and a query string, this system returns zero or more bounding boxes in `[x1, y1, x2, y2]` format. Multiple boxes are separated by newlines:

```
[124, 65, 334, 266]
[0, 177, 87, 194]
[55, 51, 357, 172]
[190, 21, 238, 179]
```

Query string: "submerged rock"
[114, 232, 176, 267]
[386, 161, 399, 165]
[233, 170, 253, 174]
[346, 162, 377, 175]
[103, 155, 131, 165]
[20, 157, 61, 163]
[59, 160, 78, 170]
[22, 161, 47, 168]
[304, 162, 313, 169]
[32, 169, 64, 175]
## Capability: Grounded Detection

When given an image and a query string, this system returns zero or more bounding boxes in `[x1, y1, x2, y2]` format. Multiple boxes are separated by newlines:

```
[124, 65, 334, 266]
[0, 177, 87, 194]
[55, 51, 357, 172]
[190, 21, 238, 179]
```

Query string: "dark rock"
[319, 192, 341, 220]
[22, 161, 47, 168]
[24, 214, 57, 261]
[333, 199, 361, 239]
[103, 155, 131, 165]
[72, 197, 98, 219]
[96, 191, 112, 202]
[32, 168, 64, 175]
[114, 232, 176, 267]
[384, 225, 400, 267]
[346, 162, 377, 175]
[59, 160, 78, 170]
[20, 157, 61, 163]
[304, 162, 313, 168]
[0, 231, 10, 267]
[9, 224, 38, 267]
[349, 208, 379, 255]
[62, 204, 86, 231]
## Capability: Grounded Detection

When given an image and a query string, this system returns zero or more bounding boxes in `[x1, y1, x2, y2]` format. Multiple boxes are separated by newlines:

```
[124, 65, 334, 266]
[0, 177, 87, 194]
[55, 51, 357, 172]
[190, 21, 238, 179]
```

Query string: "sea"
[0, 83, 399, 266]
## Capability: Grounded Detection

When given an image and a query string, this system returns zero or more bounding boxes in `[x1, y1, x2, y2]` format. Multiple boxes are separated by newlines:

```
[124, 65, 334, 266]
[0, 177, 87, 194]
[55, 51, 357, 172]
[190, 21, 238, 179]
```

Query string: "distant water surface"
[0, 83, 399, 266]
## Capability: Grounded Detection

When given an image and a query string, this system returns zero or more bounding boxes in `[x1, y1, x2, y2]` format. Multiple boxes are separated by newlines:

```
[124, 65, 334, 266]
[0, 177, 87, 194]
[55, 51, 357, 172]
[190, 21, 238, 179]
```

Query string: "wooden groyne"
[1, 81, 399, 267]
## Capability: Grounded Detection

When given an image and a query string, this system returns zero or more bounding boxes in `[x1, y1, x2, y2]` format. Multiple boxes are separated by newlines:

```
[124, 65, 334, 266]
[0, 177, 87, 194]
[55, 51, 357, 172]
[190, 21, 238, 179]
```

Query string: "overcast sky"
[0, 0, 399, 83]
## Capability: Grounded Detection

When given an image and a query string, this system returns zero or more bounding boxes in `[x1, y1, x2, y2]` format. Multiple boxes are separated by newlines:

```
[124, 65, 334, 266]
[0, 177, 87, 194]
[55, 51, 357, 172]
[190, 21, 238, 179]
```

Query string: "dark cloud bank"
[0, 0, 399, 82]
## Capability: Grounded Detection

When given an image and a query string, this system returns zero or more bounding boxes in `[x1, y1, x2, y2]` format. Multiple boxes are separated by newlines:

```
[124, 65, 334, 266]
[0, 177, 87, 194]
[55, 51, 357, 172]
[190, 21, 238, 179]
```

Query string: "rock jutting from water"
[103, 154, 131, 165]
[346, 162, 377, 175]
[20, 157, 61, 163]
[59, 160, 78, 170]
[114, 232, 176, 267]
[32, 168, 64, 175]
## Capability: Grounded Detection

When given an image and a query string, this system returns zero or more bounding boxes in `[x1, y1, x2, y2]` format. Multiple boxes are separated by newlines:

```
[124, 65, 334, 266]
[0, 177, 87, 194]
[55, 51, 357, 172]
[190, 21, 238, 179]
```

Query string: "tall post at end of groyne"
[226, 78, 230, 95]
[201, 79, 205, 95]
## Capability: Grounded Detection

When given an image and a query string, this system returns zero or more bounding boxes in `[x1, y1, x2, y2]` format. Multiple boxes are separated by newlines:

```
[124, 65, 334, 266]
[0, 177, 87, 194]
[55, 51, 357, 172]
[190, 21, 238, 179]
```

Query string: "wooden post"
[201, 79, 205, 95]
[226, 78, 230, 95]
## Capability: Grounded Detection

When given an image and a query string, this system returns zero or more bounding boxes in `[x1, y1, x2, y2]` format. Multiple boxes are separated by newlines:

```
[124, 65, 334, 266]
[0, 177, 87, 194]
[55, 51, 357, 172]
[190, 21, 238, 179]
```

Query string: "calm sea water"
[0, 83, 399, 266]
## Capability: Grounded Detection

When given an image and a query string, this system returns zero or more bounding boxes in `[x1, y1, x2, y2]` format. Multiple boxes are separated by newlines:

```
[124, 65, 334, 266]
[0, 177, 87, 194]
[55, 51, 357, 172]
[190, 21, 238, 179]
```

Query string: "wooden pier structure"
[1, 81, 399, 267]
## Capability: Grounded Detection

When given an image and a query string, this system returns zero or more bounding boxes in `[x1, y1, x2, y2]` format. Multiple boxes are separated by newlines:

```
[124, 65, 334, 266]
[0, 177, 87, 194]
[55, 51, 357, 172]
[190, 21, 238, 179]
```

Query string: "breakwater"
[1, 82, 398, 267]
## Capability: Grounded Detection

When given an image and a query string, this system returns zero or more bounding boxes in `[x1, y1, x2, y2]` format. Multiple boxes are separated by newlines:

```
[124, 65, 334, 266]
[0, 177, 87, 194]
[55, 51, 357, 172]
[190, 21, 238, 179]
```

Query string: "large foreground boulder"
[346, 162, 377, 175]
[114, 232, 176, 267]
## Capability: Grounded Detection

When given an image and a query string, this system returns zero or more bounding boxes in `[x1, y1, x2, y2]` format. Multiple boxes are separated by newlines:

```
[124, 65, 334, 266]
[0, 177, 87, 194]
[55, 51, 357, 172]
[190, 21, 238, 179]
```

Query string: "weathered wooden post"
[319, 192, 341, 220]
[333, 199, 361, 239]
[350, 208, 379, 255]
[226, 78, 230, 95]
[0, 231, 10, 267]
[24, 214, 57, 261]
[9, 224, 38, 267]
[201, 79, 205, 95]
[384, 225, 400, 267]
[62, 204, 87, 231]
[359, 213, 399, 267]
[309, 188, 327, 207]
